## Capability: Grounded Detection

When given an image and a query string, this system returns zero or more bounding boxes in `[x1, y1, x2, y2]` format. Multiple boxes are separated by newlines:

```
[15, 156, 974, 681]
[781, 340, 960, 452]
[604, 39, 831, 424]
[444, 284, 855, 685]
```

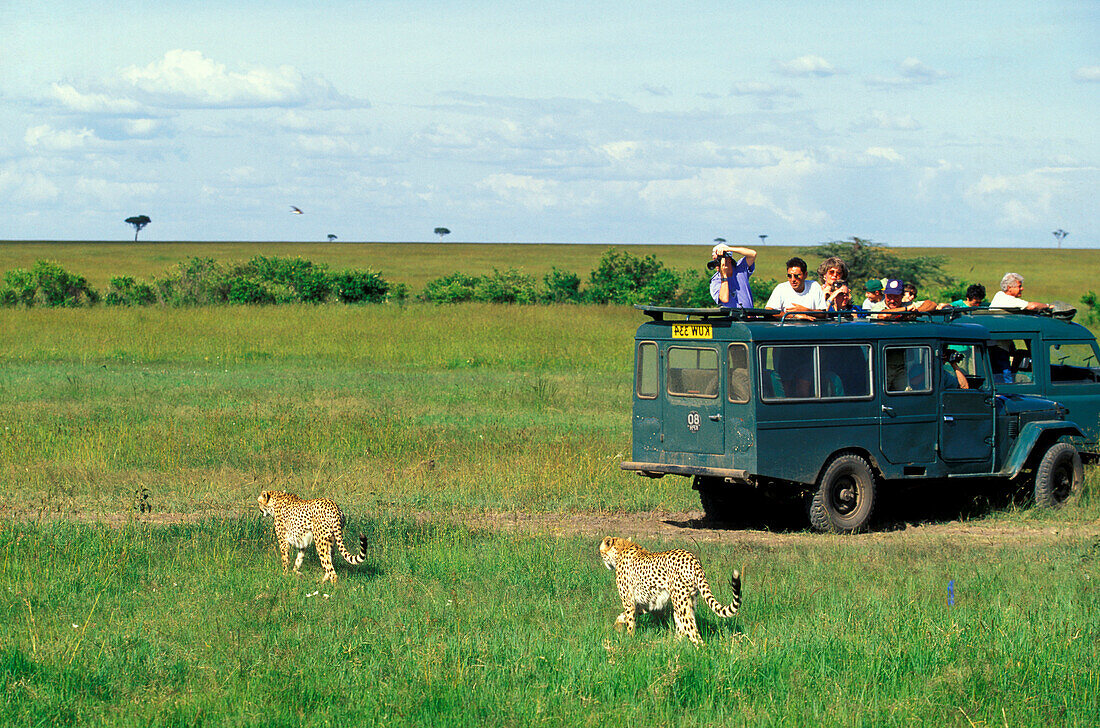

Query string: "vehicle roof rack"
[636, 303, 1078, 324]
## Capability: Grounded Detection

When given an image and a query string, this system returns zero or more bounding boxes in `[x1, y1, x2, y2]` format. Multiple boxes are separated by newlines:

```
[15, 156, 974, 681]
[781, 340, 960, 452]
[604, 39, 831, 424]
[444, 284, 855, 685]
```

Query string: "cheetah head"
[600, 536, 633, 570]
[256, 490, 278, 516]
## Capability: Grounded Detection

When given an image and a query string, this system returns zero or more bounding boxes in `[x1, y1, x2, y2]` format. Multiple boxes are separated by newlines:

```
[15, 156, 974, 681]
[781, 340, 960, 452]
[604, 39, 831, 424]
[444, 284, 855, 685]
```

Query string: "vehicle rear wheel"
[1034, 442, 1083, 508]
[809, 454, 877, 533]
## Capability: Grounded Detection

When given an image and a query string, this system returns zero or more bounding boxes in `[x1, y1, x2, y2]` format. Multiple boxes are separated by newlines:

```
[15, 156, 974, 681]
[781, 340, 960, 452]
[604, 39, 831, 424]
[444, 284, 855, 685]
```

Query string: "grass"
[0, 304, 680, 518]
[1, 518, 1097, 727]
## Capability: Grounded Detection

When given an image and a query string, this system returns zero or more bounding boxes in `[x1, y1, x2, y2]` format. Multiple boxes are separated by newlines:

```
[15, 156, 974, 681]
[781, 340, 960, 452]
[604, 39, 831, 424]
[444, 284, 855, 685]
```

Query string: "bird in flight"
[290, 206, 303, 214]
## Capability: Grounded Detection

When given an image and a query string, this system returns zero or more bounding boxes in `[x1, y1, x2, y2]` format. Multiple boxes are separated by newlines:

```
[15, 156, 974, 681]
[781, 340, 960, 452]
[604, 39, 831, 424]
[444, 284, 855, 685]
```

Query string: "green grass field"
[2, 241, 1099, 726]
[2, 519, 1098, 726]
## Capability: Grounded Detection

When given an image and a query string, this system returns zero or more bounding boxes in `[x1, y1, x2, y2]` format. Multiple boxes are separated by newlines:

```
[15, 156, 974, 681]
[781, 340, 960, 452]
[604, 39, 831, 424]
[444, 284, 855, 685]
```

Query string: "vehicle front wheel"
[1034, 442, 1083, 508]
[809, 454, 877, 533]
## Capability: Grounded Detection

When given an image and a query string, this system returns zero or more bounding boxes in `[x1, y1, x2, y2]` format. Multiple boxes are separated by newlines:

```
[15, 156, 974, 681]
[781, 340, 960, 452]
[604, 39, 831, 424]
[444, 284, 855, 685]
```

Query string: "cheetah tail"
[699, 567, 742, 618]
[334, 529, 369, 566]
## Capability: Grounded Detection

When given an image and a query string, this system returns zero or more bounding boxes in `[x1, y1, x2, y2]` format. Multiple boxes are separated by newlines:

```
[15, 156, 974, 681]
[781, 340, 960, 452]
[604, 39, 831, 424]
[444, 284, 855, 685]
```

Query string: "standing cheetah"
[599, 536, 742, 646]
[256, 490, 369, 584]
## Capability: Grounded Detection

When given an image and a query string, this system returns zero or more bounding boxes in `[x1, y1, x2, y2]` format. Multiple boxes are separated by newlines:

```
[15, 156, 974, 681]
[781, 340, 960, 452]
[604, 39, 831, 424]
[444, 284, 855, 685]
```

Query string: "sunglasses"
[787, 272, 804, 279]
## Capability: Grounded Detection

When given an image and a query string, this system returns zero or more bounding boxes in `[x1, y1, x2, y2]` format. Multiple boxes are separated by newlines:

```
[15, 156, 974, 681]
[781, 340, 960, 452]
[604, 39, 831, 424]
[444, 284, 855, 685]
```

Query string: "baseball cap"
[884, 279, 904, 296]
[864, 279, 883, 292]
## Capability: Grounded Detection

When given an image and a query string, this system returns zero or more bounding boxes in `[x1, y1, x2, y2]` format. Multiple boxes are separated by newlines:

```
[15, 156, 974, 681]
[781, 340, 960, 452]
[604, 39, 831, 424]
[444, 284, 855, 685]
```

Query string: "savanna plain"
[2, 241, 1099, 727]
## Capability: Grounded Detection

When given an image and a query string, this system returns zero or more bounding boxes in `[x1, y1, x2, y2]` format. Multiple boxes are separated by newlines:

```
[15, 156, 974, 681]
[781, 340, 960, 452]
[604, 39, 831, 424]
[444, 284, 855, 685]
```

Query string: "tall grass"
[1, 519, 1097, 726]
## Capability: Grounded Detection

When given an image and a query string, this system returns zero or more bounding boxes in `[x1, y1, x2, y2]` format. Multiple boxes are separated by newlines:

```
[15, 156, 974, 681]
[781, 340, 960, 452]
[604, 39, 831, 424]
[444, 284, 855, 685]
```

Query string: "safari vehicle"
[621, 306, 1097, 532]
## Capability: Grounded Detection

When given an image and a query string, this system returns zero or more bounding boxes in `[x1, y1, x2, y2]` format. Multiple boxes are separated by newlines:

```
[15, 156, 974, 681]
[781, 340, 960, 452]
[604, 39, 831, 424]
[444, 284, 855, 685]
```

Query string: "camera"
[707, 252, 735, 270]
[944, 349, 965, 364]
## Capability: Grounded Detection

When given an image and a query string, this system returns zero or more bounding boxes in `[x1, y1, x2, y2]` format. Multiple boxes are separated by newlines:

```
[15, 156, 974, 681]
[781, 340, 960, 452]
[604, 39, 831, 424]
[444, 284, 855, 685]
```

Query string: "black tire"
[1034, 442, 1083, 508]
[809, 454, 877, 533]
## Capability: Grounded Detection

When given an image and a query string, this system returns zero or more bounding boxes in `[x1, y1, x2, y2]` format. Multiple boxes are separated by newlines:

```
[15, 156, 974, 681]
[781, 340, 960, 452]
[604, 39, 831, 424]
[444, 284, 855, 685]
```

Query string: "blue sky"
[1, 0, 1096, 246]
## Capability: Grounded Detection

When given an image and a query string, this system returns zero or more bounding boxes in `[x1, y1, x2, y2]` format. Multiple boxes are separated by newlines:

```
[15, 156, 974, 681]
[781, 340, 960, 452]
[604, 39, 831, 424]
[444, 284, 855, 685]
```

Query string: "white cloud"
[74, 178, 159, 205]
[965, 168, 1066, 227]
[865, 147, 904, 163]
[638, 148, 829, 227]
[777, 55, 838, 77]
[867, 57, 950, 87]
[851, 110, 922, 131]
[477, 173, 561, 210]
[50, 83, 147, 115]
[641, 84, 672, 97]
[117, 50, 358, 109]
[1072, 65, 1100, 82]
[24, 124, 97, 151]
[729, 82, 800, 109]
[295, 134, 361, 155]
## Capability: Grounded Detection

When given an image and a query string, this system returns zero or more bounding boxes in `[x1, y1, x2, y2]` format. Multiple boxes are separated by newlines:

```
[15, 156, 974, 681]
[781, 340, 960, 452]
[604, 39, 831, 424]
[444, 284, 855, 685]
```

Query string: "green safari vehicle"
[621, 306, 1098, 532]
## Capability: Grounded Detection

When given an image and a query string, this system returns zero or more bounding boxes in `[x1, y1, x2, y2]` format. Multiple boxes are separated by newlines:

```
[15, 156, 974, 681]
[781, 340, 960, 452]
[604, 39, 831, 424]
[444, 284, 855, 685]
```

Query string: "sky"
[1, 0, 1097, 247]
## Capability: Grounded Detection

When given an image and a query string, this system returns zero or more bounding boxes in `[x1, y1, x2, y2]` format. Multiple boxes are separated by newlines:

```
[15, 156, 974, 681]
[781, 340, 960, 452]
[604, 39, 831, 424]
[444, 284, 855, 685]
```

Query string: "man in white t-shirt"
[765, 256, 826, 311]
[990, 272, 1050, 311]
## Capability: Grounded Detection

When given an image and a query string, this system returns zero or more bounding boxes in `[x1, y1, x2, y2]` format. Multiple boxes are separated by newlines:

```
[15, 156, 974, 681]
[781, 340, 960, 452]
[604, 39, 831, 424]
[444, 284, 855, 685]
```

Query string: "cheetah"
[599, 536, 742, 646]
[256, 490, 369, 584]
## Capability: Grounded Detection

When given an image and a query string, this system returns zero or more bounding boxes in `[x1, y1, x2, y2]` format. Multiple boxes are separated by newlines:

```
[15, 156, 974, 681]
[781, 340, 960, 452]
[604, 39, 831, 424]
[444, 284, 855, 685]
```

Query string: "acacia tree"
[125, 215, 151, 242]
[801, 236, 952, 288]
[327, 234, 338, 242]
[434, 227, 451, 241]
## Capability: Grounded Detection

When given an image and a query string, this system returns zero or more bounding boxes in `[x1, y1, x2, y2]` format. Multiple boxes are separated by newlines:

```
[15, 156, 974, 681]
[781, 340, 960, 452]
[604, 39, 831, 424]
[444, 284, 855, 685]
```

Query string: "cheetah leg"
[293, 550, 305, 576]
[673, 589, 703, 646]
[279, 539, 291, 574]
[317, 536, 338, 584]
[615, 580, 637, 635]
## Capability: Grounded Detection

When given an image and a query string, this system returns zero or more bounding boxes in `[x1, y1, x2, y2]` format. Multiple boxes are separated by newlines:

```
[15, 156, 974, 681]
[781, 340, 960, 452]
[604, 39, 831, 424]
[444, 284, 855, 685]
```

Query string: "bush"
[421, 273, 480, 304]
[475, 269, 538, 304]
[239, 256, 332, 303]
[227, 276, 278, 305]
[332, 269, 391, 304]
[0, 260, 99, 307]
[585, 248, 674, 305]
[104, 276, 157, 306]
[1081, 291, 1098, 325]
[155, 257, 230, 306]
[540, 268, 582, 303]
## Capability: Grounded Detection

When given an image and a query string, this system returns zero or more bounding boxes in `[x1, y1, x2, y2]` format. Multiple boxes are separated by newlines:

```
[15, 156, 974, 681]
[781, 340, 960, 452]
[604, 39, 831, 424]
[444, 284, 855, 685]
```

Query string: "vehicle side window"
[636, 342, 658, 398]
[760, 345, 815, 399]
[818, 344, 872, 398]
[727, 344, 750, 403]
[667, 347, 719, 398]
[759, 344, 871, 400]
[884, 346, 931, 394]
[944, 344, 988, 391]
[1050, 342, 1100, 384]
[991, 338, 1034, 385]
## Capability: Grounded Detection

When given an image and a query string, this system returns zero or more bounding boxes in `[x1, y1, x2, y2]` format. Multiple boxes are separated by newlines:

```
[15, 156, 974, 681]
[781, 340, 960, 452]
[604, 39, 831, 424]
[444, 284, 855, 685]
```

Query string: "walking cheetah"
[599, 536, 742, 646]
[256, 490, 369, 584]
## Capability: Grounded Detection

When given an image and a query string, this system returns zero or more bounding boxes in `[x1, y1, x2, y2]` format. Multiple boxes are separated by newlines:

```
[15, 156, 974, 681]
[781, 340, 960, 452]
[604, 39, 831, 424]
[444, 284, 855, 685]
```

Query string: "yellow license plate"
[672, 323, 712, 339]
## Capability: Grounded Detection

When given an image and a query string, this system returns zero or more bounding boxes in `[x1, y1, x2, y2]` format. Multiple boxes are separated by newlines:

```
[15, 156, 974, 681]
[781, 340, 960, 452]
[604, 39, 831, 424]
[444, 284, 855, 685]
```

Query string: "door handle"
[708, 414, 722, 422]
[943, 415, 955, 422]
[881, 405, 895, 416]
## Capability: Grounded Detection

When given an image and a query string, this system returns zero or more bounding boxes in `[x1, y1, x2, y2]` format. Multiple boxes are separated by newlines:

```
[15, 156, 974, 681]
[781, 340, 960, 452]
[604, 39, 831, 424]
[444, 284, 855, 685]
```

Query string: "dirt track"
[26, 507, 1100, 547]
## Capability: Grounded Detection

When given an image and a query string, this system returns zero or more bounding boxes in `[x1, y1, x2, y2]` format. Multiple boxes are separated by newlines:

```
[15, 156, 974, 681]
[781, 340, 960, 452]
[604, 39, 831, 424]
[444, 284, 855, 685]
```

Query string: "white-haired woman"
[990, 272, 1049, 311]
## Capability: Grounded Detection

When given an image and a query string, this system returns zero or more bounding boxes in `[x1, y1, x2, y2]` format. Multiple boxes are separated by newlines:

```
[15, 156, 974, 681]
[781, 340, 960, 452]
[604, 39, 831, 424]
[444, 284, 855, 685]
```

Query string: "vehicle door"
[879, 344, 937, 464]
[939, 343, 994, 470]
[661, 344, 724, 454]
